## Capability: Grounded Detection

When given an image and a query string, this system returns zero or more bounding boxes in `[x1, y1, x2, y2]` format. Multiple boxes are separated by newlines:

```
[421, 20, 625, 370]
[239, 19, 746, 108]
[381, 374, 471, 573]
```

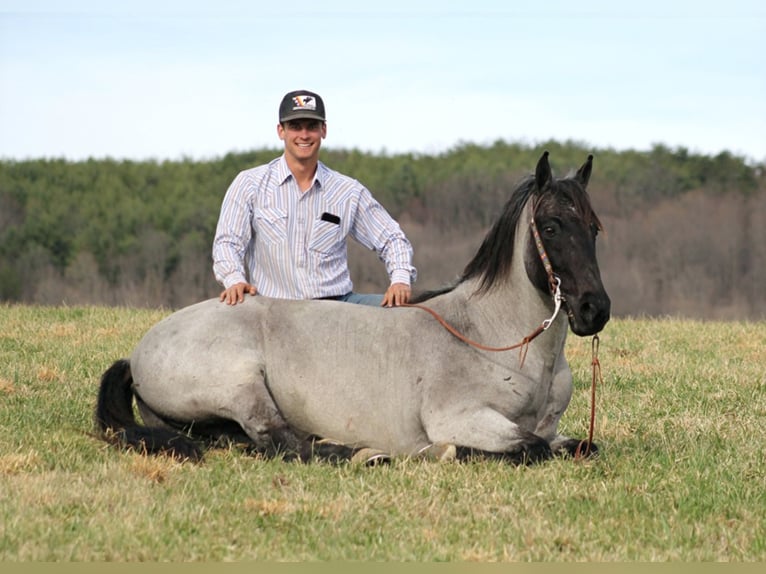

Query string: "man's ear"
[277, 123, 285, 141]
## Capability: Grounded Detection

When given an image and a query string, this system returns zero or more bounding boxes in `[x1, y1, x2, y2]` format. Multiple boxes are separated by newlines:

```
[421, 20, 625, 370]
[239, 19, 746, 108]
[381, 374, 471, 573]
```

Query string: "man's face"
[277, 119, 326, 161]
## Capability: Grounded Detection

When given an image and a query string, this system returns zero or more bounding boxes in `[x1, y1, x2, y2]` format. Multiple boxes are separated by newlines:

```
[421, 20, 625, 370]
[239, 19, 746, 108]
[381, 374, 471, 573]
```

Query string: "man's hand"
[381, 282, 411, 307]
[219, 282, 257, 305]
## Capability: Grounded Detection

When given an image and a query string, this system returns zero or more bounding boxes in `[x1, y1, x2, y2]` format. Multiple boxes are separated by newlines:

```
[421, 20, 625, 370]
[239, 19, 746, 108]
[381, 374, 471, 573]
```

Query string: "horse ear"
[575, 154, 594, 188]
[535, 150, 552, 190]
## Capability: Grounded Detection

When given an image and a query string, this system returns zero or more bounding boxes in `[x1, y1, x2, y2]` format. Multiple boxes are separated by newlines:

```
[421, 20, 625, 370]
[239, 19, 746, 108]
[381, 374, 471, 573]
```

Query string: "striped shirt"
[212, 155, 417, 299]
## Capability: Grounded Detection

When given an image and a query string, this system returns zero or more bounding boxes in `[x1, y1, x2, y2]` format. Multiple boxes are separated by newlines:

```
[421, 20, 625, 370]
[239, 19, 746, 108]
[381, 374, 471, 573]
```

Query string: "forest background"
[1, 140, 764, 320]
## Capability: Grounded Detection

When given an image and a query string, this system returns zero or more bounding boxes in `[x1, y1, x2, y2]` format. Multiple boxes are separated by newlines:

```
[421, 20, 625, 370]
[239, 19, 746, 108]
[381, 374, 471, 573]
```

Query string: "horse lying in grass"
[95, 151, 610, 464]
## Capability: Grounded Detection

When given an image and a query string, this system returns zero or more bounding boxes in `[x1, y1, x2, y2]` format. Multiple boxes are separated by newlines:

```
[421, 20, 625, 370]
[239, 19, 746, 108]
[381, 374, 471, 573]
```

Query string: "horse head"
[527, 151, 610, 336]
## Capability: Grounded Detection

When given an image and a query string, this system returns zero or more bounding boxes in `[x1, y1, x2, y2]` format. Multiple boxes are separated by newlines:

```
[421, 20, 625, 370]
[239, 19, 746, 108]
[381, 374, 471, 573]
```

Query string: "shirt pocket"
[254, 207, 288, 246]
[309, 217, 343, 255]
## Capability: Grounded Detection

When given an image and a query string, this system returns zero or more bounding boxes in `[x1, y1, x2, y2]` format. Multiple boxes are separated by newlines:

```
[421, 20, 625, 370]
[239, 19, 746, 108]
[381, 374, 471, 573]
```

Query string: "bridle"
[402, 213, 600, 460]
[529, 217, 565, 330]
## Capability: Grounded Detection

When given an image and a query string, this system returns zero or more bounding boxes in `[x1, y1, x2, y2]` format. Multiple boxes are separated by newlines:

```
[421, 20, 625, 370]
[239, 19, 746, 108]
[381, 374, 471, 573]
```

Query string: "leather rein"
[402, 216, 600, 459]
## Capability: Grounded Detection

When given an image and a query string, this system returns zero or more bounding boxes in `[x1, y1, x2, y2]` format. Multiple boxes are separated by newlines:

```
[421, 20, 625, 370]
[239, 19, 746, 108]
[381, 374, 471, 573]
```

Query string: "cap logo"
[291, 95, 316, 111]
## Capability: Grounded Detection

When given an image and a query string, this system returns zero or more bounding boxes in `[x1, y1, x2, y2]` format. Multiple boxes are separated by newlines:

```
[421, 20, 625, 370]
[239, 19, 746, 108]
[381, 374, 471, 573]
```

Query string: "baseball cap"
[279, 90, 326, 123]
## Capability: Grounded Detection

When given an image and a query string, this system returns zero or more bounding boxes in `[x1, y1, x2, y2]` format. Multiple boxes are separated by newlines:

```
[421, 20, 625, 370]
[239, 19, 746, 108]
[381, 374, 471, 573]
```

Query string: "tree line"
[1, 140, 764, 319]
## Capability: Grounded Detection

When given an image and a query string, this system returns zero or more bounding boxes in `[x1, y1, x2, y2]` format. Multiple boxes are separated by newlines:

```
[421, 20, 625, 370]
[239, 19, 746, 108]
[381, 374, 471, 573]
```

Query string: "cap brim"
[280, 112, 325, 122]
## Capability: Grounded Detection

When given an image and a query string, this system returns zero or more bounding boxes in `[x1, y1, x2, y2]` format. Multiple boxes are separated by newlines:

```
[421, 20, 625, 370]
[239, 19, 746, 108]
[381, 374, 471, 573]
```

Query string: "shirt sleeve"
[350, 186, 417, 286]
[212, 172, 253, 288]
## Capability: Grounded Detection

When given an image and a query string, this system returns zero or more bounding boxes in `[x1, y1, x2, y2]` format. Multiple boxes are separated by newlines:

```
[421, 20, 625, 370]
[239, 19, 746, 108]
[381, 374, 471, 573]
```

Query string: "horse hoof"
[518, 438, 552, 464]
[417, 442, 457, 462]
[554, 438, 599, 459]
[352, 448, 391, 466]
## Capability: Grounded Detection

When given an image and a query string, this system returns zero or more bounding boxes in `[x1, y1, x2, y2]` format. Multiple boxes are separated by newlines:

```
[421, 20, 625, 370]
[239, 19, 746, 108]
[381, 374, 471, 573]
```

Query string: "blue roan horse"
[95, 151, 610, 464]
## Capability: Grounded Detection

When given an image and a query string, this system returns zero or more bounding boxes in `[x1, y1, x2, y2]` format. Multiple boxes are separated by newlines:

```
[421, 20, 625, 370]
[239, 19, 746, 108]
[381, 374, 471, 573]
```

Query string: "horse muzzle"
[566, 290, 611, 336]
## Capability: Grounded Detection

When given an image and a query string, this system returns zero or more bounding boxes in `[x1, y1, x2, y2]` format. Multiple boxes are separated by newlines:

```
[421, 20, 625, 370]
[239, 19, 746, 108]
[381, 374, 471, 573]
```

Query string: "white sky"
[1, 0, 764, 162]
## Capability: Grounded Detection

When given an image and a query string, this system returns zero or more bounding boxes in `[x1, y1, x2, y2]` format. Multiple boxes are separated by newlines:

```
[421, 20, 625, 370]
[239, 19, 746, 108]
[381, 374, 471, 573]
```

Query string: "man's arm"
[351, 186, 417, 306]
[212, 172, 256, 304]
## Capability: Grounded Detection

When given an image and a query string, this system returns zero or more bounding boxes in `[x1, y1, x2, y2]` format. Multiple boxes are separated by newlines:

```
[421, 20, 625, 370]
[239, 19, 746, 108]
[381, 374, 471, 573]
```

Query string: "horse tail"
[94, 359, 202, 461]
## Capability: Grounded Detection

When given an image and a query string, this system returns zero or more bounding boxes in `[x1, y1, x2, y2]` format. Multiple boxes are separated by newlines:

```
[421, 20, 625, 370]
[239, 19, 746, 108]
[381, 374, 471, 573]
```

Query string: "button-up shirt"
[212, 155, 416, 299]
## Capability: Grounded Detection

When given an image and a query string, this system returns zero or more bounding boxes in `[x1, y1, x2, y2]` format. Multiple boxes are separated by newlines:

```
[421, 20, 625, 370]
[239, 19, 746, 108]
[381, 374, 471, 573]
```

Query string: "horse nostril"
[579, 294, 611, 329]
[580, 301, 596, 321]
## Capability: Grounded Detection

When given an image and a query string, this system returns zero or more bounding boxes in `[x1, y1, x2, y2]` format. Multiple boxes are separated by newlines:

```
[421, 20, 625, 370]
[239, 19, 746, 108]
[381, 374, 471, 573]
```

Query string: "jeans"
[317, 292, 383, 306]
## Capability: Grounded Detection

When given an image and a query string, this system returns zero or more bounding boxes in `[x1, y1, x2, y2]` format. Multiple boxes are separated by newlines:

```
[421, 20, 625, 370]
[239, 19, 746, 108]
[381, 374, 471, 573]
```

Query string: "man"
[213, 89, 416, 306]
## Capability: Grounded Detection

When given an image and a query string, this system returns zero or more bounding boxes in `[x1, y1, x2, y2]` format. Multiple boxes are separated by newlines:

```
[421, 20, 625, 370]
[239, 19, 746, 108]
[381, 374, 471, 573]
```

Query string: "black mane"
[461, 176, 537, 294]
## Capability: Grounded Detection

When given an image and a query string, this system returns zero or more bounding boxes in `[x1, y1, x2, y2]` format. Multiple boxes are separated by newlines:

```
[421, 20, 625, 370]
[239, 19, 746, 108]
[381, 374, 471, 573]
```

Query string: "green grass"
[1, 304, 764, 561]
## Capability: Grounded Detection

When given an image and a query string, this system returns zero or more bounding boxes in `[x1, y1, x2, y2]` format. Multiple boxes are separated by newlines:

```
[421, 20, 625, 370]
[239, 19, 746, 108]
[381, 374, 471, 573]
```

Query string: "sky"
[1, 0, 764, 163]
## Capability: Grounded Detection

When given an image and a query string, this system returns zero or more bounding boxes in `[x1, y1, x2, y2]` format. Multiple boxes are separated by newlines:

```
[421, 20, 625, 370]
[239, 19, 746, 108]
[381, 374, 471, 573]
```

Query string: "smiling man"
[212, 90, 416, 307]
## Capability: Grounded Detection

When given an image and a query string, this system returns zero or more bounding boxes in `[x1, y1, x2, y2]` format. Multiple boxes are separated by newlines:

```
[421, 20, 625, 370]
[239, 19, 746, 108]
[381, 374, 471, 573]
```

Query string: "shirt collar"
[276, 154, 327, 191]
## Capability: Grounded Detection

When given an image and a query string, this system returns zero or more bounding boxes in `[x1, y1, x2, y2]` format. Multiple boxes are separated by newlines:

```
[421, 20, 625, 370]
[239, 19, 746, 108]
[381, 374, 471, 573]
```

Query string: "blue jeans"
[318, 292, 383, 306]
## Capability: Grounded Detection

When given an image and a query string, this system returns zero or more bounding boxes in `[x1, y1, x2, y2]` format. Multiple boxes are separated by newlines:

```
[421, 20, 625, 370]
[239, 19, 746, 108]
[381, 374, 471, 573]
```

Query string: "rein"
[402, 215, 601, 460]
[574, 334, 601, 460]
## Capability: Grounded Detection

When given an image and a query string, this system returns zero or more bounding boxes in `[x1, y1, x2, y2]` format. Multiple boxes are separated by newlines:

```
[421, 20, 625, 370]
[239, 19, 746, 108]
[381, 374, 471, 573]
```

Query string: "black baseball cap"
[279, 90, 326, 123]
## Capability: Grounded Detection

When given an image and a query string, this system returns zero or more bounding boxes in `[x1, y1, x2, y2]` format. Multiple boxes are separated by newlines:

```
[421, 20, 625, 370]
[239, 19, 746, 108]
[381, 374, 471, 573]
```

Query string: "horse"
[95, 151, 610, 464]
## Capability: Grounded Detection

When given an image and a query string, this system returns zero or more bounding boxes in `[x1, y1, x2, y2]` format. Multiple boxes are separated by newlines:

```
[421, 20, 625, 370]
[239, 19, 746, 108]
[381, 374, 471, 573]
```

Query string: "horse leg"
[220, 375, 358, 462]
[134, 396, 254, 448]
[235, 412, 366, 464]
[535, 414, 598, 458]
[135, 394, 175, 430]
[225, 382, 306, 458]
[133, 370, 358, 463]
[425, 407, 553, 464]
[454, 431, 552, 464]
[537, 358, 598, 459]
[229, 388, 375, 464]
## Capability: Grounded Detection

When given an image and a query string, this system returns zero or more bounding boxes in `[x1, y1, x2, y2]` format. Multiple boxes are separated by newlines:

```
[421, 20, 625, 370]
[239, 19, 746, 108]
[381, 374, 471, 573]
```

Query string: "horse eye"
[542, 221, 560, 236]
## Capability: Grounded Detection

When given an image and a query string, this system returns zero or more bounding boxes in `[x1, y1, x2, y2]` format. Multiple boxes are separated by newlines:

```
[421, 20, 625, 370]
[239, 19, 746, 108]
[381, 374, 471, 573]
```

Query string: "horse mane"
[460, 175, 538, 294]
[411, 165, 601, 303]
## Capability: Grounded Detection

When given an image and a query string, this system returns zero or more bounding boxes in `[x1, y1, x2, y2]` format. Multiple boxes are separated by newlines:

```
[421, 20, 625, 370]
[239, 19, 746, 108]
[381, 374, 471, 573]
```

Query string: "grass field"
[1, 304, 764, 561]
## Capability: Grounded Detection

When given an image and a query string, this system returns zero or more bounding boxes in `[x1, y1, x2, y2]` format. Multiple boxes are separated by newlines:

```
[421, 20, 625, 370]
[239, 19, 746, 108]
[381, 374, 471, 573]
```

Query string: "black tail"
[94, 359, 202, 461]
